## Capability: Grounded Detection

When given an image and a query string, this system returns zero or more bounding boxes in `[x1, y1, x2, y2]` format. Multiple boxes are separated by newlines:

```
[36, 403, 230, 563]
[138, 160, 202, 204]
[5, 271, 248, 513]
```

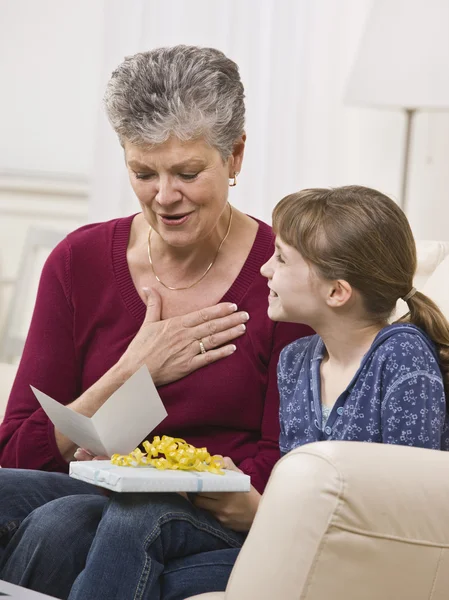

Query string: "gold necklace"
[147, 203, 233, 291]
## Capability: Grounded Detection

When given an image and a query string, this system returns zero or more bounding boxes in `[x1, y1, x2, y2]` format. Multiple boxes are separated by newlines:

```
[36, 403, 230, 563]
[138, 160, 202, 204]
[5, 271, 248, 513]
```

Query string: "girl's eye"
[135, 172, 155, 181]
[275, 254, 285, 264]
[179, 173, 199, 181]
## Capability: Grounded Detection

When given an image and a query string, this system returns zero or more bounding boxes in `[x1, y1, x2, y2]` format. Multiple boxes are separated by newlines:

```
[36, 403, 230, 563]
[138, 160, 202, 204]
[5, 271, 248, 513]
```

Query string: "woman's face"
[125, 136, 244, 247]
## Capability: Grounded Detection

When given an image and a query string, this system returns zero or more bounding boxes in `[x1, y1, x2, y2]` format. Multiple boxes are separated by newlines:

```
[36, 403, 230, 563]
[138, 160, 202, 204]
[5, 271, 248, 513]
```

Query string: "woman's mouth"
[268, 289, 278, 299]
[159, 213, 191, 226]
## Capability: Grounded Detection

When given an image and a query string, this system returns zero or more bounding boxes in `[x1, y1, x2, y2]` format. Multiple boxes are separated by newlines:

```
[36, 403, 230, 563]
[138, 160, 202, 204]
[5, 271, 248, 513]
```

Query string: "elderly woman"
[0, 46, 309, 599]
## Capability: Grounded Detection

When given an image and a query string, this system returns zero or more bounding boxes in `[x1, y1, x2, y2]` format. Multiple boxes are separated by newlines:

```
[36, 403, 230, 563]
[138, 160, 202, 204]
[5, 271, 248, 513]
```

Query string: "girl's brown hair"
[272, 185, 449, 403]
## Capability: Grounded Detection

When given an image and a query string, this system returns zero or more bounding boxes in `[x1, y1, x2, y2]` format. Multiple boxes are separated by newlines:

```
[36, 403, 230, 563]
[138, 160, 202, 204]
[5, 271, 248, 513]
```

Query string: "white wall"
[0, 0, 100, 340]
[1, 0, 449, 352]
[87, 0, 449, 240]
[2, 0, 449, 231]
[0, 0, 104, 174]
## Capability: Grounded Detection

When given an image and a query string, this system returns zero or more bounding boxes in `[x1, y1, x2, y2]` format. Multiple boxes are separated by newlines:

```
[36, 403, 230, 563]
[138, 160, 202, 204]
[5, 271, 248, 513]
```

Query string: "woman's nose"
[156, 177, 182, 205]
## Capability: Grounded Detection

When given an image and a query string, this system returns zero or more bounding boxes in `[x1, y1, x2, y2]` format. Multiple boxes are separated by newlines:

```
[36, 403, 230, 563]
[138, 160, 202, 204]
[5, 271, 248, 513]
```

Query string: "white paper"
[31, 365, 168, 457]
[0, 578, 58, 598]
[70, 460, 251, 493]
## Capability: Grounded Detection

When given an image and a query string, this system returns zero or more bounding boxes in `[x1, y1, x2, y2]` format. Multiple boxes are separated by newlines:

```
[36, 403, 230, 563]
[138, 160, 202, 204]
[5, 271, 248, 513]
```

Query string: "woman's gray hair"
[104, 45, 245, 160]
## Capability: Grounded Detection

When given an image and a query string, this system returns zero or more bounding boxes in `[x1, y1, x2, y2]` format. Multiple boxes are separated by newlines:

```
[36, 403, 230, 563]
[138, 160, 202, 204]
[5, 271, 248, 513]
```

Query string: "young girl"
[261, 185, 449, 455]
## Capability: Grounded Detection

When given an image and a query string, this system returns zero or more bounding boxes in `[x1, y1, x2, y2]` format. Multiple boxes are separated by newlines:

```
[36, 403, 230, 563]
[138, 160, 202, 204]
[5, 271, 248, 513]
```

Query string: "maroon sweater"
[0, 216, 310, 493]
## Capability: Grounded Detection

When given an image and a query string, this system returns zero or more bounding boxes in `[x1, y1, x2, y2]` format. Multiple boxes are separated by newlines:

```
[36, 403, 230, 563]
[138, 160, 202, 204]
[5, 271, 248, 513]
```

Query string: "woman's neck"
[148, 205, 233, 269]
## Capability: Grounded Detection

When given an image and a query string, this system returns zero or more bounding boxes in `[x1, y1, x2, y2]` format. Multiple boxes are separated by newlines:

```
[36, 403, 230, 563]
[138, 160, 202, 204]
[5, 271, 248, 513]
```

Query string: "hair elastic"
[402, 287, 417, 302]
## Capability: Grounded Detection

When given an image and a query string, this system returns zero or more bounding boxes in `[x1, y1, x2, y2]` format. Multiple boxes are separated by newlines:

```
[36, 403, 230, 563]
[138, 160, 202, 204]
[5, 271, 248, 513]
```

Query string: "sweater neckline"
[112, 213, 273, 322]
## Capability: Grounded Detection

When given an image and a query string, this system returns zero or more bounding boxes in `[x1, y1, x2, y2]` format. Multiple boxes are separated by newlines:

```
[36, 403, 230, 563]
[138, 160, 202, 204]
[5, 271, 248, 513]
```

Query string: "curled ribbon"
[110, 435, 225, 475]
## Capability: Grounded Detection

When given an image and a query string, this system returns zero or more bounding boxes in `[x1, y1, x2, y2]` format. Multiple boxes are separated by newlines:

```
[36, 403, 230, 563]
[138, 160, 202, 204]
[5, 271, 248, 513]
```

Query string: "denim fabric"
[0, 468, 104, 560]
[0, 469, 242, 600]
[162, 549, 240, 600]
[68, 492, 244, 600]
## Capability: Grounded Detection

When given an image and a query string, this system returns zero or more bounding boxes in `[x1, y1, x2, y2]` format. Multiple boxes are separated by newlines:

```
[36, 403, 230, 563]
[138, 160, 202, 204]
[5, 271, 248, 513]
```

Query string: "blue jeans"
[0, 469, 243, 599]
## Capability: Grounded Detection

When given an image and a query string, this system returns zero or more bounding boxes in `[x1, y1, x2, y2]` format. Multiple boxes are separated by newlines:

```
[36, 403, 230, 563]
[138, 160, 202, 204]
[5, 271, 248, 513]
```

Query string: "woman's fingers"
[142, 287, 162, 323]
[74, 448, 94, 461]
[124, 298, 250, 386]
[193, 311, 250, 345]
[222, 456, 243, 473]
[200, 322, 247, 352]
[181, 302, 239, 328]
[184, 306, 250, 370]
[74, 448, 110, 461]
[190, 343, 238, 368]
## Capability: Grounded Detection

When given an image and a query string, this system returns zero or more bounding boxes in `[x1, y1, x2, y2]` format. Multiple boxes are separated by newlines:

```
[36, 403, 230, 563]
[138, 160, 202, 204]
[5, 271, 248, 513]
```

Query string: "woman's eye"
[275, 254, 285, 264]
[135, 172, 155, 181]
[179, 173, 198, 181]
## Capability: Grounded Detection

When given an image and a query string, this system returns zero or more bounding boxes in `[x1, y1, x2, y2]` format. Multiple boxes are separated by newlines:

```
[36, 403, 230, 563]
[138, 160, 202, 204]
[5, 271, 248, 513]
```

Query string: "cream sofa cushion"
[421, 251, 449, 317]
[394, 242, 449, 321]
[414, 240, 449, 289]
[393, 240, 449, 321]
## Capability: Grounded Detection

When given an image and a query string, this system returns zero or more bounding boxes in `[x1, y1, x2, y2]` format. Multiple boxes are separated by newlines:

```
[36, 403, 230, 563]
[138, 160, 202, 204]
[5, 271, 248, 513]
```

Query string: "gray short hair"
[104, 45, 245, 160]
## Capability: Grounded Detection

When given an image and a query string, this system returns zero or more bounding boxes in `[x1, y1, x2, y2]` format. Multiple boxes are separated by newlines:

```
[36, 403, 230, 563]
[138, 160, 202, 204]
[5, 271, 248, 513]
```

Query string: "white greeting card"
[31, 365, 167, 457]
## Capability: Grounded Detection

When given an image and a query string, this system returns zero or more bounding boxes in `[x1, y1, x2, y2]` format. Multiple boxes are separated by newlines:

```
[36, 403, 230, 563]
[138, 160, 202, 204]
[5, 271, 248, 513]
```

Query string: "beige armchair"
[189, 441, 449, 600]
[188, 240, 449, 600]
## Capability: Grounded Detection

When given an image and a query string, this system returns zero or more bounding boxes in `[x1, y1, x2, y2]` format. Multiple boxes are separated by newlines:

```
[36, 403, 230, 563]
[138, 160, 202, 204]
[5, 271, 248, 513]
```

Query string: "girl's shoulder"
[278, 334, 320, 369]
[373, 323, 437, 358]
[369, 323, 442, 379]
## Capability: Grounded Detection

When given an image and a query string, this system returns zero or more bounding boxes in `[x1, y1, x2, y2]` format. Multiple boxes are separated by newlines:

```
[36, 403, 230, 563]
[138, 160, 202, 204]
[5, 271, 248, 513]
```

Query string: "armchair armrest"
[189, 441, 449, 600]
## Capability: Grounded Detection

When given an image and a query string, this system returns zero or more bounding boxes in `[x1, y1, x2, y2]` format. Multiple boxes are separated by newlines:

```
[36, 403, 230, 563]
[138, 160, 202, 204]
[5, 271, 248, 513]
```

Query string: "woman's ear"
[228, 133, 246, 176]
[326, 279, 353, 308]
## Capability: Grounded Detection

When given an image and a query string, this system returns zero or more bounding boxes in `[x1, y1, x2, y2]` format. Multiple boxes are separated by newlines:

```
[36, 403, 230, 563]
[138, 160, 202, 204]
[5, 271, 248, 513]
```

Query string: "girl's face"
[260, 237, 329, 325]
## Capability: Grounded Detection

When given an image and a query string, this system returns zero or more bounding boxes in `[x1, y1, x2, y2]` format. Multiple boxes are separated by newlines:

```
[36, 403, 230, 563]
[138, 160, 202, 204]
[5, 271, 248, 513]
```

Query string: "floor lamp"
[344, 0, 449, 213]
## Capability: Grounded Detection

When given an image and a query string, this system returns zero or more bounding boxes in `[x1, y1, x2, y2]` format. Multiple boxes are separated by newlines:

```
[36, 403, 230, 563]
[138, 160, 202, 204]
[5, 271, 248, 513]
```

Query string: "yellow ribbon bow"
[111, 435, 225, 475]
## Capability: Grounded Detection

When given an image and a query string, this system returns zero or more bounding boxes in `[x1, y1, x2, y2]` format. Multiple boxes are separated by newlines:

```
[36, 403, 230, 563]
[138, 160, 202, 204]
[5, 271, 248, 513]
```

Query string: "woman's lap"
[0, 468, 104, 559]
[69, 492, 244, 600]
[0, 473, 242, 599]
[1, 493, 106, 599]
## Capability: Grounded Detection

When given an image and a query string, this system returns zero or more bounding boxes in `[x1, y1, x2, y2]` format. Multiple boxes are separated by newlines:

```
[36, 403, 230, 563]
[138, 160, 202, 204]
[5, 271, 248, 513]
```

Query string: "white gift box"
[69, 460, 251, 493]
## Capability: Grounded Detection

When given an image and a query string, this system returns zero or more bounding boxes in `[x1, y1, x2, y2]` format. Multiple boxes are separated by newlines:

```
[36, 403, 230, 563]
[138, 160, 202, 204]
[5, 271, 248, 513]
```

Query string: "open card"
[31, 365, 167, 457]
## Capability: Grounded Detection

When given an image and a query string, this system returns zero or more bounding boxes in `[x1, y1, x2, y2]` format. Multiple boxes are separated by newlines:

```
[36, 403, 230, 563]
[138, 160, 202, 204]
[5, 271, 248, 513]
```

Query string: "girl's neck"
[317, 319, 387, 369]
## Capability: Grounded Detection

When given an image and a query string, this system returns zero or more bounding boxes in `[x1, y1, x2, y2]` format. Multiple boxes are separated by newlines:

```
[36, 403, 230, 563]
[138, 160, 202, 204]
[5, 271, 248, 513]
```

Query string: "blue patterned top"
[278, 323, 449, 455]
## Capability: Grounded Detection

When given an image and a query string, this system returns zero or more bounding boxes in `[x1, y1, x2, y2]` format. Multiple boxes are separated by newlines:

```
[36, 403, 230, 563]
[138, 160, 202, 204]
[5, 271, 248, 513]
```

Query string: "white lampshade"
[345, 0, 449, 109]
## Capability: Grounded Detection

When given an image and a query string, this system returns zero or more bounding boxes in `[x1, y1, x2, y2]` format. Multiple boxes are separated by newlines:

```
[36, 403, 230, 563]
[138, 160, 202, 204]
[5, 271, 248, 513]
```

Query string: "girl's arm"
[381, 338, 447, 449]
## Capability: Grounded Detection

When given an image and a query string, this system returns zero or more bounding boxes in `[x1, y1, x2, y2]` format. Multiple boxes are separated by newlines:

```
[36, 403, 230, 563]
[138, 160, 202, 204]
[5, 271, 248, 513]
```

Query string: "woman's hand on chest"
[118, 287, 249, 386]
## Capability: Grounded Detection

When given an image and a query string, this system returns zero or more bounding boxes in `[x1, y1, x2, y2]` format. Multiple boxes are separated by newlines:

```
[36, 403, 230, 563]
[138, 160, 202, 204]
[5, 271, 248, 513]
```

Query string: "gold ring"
[199, 340, 207, 355]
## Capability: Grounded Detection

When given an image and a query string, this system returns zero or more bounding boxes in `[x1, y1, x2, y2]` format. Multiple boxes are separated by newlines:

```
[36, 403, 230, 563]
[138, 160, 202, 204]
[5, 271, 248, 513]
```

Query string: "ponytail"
[396, 291, 449, 409]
